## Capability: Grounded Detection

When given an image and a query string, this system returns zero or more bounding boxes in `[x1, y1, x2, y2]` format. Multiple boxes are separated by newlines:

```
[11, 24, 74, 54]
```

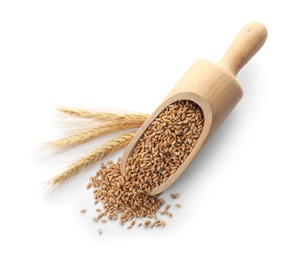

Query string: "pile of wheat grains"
[83, 100, 204, 235]
[125, 100, 204, 192]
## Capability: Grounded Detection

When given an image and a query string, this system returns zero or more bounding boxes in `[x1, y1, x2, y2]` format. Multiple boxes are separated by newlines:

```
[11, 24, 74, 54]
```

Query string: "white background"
[1, 1, 296, 259]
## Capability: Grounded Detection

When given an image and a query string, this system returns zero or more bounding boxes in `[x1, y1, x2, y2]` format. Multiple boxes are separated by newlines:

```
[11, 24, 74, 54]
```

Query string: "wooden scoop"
[120, 22, 267, 195]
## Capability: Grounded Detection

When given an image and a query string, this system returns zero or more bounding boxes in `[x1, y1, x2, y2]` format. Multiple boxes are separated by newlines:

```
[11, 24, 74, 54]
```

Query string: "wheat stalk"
[48, 132, 135, 187]
[57, 106, 149, 122]
[49, 119, 144, 148]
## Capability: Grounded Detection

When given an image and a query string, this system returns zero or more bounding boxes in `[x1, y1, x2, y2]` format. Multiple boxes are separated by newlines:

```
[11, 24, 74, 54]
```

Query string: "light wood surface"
[120, 22, 268, 195]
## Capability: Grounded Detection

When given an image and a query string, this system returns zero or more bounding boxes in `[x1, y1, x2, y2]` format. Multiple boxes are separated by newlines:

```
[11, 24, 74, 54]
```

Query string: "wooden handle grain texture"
[121, 22, 267, 195]
[219, 22, 268, 76]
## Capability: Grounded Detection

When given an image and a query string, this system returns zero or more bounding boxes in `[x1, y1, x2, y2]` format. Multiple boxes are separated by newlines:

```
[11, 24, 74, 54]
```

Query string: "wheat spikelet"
[48, 132, 136, 187]
[57, 106, 149, 121]
[49, 120, 144, 148]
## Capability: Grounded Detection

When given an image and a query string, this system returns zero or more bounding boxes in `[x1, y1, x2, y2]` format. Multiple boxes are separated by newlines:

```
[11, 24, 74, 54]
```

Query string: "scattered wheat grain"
[171, 193, 179, 199]
[98, 228, 102, 235]
[165, 204, 171, 210]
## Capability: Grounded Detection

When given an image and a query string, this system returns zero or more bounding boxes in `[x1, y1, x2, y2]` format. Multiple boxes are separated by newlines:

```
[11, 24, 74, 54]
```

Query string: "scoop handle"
[219, 22, 267, 76]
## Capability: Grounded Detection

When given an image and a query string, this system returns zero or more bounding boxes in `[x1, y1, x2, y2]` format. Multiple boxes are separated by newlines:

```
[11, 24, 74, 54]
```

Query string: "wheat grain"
[97, 228, 102, 235]
[125, 100, 204, 192]
[165, 204, 171, 210]
[127, 220, 136, 229]
[97, 213, 104, 219]
[170, 193, 179, 199]
[48, 132, 135, 188]
[89, 160, 163, 224]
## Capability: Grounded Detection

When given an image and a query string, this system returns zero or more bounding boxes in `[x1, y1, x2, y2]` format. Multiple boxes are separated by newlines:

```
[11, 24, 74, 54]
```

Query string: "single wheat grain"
[97, 228, 102, 235]
[170, 193, 179, 199]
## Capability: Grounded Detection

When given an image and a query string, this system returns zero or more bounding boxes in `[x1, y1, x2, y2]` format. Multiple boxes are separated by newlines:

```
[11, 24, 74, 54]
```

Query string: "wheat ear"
[57, 106, 149, 121]
[48, 132, 135, 187]
[49, 120, 144, 148]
